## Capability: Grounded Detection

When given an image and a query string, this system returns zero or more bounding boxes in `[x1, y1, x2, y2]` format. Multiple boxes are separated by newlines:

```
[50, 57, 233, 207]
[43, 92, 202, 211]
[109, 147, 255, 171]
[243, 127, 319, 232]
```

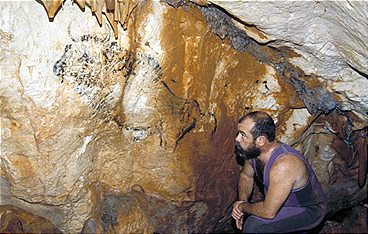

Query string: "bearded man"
[232, 111, 327, 233]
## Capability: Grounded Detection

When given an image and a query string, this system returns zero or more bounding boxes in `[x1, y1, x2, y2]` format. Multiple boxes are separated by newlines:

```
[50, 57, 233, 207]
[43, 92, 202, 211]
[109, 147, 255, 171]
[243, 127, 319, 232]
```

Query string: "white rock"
[212, 0, 368, 119]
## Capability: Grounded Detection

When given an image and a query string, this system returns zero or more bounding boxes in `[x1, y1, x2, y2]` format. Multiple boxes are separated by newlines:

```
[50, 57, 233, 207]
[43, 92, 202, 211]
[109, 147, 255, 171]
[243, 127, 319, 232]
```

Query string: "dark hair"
[239, 111, 276, 142]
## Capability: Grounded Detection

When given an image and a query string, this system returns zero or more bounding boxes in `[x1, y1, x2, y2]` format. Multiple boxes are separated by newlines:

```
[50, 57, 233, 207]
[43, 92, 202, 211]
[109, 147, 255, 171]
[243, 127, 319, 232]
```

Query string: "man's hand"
[232, 200, 246, 220]
[236, 218, 244, 230]
[232, 201, 246, 230]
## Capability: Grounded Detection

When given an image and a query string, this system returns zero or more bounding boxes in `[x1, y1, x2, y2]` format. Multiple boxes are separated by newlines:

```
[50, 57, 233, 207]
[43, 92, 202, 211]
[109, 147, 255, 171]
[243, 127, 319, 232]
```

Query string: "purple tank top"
[252, 143, 327, 208]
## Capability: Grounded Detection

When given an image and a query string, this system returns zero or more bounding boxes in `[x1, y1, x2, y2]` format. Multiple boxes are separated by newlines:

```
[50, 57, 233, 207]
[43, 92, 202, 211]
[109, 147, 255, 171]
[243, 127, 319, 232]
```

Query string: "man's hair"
[239, 111, 276, 142]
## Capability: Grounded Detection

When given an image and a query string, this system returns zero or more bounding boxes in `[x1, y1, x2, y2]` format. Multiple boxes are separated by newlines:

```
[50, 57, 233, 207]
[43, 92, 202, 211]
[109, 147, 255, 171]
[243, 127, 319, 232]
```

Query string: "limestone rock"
[0, 0, 367, 233]
[211, 0, 368, 120]
[0, 205, 61, 233]
[40, 0, 64, 19]
[0, 1, 118, 232]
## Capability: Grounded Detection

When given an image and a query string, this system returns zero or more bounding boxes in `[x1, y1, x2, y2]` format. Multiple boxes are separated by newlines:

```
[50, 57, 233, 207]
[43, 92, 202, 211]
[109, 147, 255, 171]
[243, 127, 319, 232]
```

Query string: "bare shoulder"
[270, 153, 309, 188]
[273, 153, 306, 169]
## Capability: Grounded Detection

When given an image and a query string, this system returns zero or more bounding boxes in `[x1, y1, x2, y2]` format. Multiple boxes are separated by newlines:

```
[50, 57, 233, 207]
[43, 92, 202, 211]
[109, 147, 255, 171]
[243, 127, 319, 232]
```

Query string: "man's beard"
[234, 141, 261, 160]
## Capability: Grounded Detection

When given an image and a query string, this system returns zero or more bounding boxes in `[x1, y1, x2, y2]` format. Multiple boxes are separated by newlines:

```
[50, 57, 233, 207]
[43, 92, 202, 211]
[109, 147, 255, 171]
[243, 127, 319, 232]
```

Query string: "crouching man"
[232, 111, 326, 233]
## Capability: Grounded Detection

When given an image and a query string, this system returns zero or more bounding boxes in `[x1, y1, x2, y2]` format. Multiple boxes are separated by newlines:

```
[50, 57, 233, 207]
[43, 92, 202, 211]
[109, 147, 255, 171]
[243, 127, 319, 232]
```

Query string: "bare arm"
[232, 160, 255, 229]
[238, 160, 254, 201]
[239, 154, 302, 219]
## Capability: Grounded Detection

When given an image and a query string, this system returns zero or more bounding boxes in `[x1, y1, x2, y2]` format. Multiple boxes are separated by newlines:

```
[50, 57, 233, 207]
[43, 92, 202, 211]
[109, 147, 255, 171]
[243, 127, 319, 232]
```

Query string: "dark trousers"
[243, 205, 326, 233]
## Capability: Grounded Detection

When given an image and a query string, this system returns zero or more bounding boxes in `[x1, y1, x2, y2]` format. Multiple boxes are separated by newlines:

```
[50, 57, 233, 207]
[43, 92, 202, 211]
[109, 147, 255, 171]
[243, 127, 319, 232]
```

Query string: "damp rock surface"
[0, 0, 367, 233]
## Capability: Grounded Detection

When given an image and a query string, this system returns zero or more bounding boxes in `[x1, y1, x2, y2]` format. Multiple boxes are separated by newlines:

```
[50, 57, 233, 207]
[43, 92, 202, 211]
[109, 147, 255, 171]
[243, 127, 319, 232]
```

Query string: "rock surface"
[212, 0, 368, 121]
[320, 205, 368, 233]
[0, 0, 367, 233]
[0, 205, 61, 233]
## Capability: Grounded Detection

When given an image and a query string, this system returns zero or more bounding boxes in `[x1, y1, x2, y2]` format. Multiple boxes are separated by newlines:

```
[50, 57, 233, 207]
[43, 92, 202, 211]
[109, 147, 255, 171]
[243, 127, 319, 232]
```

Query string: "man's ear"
[256, 135, 267, 147]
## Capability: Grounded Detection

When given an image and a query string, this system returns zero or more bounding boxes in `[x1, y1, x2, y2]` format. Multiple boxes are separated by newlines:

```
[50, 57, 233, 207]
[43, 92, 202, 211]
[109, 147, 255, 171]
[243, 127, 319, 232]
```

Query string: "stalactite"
[114, 0, 119, 21]
[106, 12, 118, 39]
[40, 0, 64, 19]
[119, 0, 130, 30]
[122, 0, 137, 30]
[105, 0, 115, 12]
[74, 0, 86, 9]
[89, 0, 97, 12]
[95, 0, 104, 25]
[38, 0, 140, 38]
[118, 0, 126, 24]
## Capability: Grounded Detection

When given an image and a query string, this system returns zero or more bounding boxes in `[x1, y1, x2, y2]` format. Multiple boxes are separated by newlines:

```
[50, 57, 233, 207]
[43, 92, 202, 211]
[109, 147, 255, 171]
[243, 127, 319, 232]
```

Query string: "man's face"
[235, 118, 261, 160]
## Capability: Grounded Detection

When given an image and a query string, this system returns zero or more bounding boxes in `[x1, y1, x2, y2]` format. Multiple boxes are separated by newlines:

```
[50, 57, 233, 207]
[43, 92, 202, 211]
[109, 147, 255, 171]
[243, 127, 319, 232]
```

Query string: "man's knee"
[243, 216, 268, 233]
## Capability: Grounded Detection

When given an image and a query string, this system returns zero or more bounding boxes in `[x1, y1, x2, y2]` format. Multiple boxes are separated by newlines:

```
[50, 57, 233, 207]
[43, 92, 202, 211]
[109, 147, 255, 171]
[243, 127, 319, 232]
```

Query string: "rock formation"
[0, 0, 367, 233]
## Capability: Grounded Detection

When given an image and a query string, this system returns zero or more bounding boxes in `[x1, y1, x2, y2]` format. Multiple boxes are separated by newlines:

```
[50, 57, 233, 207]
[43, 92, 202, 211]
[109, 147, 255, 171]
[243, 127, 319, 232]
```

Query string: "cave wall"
[212, 0, 368, 120]
[0, 0, 367, 233]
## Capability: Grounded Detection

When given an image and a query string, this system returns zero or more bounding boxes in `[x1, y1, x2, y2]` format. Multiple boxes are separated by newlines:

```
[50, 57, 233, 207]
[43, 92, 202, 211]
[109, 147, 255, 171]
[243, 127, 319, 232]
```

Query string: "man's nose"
[235, 133, 241, 142]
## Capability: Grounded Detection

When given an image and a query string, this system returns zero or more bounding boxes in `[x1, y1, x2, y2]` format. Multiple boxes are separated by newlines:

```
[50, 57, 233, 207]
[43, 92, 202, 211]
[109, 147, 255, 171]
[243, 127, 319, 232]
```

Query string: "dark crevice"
[175, 119, 196, 149]
[210, 112, 218, 137]
[204, 2, 256, 28]
[161, 80, 185, 100]
[112, 116, 125, 129]
[347, 63, 368, 79]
